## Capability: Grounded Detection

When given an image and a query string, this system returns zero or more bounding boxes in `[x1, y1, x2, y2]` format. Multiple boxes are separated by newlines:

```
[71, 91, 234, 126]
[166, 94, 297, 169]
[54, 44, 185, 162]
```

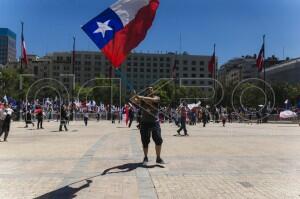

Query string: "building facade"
[218, 56, 258, 87]
[7, 51, 216, 94]
[218, 55, 281, 87]
[0, 28, 16, 65]
[265, 58, 300, 84]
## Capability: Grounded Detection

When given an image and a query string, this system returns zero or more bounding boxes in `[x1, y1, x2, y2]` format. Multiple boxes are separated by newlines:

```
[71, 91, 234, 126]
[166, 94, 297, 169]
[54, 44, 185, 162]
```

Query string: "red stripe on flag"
[256, 54, 263, 72]
[102, 0, 159, 68]
[256, 44, 264, 72]
[208, 53, 215, 74]
[22, 41, 28, 65]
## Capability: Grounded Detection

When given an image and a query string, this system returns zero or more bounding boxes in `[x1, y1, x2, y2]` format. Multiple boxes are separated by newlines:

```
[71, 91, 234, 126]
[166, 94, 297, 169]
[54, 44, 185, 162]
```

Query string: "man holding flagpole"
[82, 0, 162, 164]
[82, 0, 159, 68]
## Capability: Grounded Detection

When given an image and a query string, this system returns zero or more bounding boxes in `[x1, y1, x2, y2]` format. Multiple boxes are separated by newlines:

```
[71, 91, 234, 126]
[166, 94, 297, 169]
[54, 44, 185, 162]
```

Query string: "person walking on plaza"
[221, 112, 227, 127]
[256, 111, 262, 124]
[59, 105, 68, 132]
[128, 106, 135, 128]
[25, 110, 35, 128]
[136, 108, 141, 129]
[35, 106, 44, 129]
[202, 110, 208, 127]
[132, 87, 165, 164]
[47, 105, 53, 122]
[0, 105, 5, 136]
[0, 104, 14, 142]
[177, 102, 189, 136]
[111, 105, 116, 124]
[83, 111, 89, 126]
[96, 106, 101, 122]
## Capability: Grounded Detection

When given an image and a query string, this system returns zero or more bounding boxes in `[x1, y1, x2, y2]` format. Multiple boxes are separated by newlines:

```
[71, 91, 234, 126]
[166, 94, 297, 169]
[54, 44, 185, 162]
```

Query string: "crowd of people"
[0, 95, 299, 144]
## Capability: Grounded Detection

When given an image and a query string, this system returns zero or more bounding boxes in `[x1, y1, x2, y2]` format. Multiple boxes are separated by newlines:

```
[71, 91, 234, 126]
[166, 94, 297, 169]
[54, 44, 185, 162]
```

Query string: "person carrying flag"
[131, 87, 164, 164]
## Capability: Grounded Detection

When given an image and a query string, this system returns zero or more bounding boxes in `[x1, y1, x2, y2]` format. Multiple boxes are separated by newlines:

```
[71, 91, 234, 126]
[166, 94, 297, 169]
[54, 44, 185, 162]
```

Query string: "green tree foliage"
[1, 68, 299, 108]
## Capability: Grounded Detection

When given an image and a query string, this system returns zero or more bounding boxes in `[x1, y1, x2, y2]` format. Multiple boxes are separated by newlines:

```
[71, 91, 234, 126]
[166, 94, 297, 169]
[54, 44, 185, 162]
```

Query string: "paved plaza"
[0, 121, 300, 199]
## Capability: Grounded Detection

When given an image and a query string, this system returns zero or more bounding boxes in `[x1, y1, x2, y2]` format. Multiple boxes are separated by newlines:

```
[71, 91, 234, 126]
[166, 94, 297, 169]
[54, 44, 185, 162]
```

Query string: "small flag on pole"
[21, 22, 28, 65]
[208, 44, 216, 75]
[256, 44, 264, 72]
[82, 0, 160, 68]
[256, 37, 265, 72]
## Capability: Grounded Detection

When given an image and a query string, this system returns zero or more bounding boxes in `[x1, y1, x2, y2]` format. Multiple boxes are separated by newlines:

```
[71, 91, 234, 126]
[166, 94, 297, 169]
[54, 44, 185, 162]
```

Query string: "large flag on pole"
[208, 44, 216, 75]
[82, 0, 160, 68]
[21, 23, 28, 65]
[256, 43, 265, 72]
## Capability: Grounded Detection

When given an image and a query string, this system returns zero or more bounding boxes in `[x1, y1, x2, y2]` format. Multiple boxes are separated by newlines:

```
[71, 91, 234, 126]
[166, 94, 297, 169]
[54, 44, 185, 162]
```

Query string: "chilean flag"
[21, 29, 28, 65]
[208, 45, 216, 75]
[256, 43, 264, 72]
[82, 0, 159, 68]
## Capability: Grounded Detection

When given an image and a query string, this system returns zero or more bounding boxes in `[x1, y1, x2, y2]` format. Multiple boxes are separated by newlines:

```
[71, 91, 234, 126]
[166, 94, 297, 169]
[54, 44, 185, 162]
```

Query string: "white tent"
[280, 110, 297, 119]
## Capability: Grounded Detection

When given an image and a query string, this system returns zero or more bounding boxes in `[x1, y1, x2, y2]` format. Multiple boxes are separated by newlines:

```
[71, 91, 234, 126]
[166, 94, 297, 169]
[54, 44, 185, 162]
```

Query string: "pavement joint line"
[130, 129, 159, 199]
[57, 133, 111, 188]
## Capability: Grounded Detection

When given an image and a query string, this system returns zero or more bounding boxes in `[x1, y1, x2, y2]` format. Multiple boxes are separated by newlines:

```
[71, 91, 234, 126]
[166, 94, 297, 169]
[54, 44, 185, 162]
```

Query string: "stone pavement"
[0, 121, 300, 199]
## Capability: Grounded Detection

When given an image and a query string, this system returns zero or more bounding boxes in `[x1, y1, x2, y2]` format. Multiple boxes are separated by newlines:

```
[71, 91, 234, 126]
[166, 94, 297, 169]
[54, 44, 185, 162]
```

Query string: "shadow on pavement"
[34, 180, 92, 199]
[34, 162, 163, 198]
[102, 162, 165, 175]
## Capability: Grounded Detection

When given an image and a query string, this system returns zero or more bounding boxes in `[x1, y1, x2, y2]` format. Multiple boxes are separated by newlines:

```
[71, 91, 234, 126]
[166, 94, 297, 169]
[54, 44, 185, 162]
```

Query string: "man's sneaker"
[177, 130, 181, 135]
[143, 157, 149, 164]
[156, 157, 165, 164]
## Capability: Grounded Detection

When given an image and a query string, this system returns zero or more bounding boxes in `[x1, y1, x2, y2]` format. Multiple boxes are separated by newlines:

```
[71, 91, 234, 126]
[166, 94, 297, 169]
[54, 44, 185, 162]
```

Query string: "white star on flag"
[93, 20, 113, 38]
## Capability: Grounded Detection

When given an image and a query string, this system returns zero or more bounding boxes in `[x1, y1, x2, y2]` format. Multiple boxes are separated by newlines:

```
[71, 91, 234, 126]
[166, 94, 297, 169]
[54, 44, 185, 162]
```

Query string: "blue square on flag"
[82, 8, 123, 49]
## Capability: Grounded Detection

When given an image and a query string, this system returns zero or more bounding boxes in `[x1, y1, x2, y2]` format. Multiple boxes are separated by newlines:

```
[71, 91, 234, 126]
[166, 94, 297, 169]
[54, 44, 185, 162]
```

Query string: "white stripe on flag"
[110, 0, 149, 26]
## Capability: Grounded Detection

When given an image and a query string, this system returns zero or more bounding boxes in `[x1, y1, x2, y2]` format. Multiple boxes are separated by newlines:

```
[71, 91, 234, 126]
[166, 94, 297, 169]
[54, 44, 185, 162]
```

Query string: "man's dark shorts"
[140, 121, 163, 148]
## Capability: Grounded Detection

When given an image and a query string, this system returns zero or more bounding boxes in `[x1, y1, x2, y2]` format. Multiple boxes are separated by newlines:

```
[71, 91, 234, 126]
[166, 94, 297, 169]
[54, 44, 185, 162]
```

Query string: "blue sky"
[1, 0, 300, 65]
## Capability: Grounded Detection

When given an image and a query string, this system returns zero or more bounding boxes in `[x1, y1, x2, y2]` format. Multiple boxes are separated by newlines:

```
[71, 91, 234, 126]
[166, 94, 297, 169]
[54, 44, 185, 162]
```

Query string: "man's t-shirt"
[140, 98, 159, 123]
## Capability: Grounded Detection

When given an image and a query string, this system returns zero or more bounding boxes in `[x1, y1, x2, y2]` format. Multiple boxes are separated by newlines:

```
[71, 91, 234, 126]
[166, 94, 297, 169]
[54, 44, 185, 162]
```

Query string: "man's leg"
[59, 122, 62, 131]
[0, 129, 4, 138]
[4, 130, 9, 141]
[183, 121, 188, 135]
[152, 122, 164, 164]
[155, 145, 161, 159]
[140, 123, 150, 163]
[177, 120, 184, 134]
[129, 119, 134, 128]
[0, 121, 3, 136]
[143, 147, 148, 158]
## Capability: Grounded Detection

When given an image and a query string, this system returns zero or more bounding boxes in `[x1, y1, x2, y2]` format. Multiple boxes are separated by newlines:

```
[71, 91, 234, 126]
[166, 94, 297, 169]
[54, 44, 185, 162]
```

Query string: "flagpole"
[172, 52, 177, 108]
[72, 36, 76, 121]
[20, 22, 24, 73]
[213, 43, 216, 106]
[19, 22, 24, 121]
[263, 35, 266, 93]
[72, 36, 75, 103]
[109, 64, 113, 122]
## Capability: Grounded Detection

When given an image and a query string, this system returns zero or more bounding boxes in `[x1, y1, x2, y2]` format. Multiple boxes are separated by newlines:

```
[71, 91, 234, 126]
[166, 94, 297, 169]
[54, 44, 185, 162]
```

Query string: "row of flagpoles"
[20, 16, 266, 88]
[171, 36, 266, 81]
